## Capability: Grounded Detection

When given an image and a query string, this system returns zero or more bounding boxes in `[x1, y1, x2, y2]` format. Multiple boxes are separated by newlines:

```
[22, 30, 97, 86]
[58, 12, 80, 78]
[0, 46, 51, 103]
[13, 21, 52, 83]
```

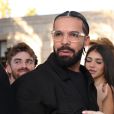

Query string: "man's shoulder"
[11, 63, 53, 88]
[80, 65, 90, 75]
[11, 63, 56, 96]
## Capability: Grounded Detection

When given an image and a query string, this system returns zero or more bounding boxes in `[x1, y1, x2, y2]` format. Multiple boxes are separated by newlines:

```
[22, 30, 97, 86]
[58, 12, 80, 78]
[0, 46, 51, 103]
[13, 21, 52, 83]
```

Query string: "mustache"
[57, 46, 75, 53]
[18, 68, 30, 72]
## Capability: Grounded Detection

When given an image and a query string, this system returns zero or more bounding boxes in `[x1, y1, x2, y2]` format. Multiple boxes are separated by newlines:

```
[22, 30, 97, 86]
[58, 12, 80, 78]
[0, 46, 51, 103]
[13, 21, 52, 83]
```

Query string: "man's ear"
[6, 63, 12, 74]
[84, 36, 90, 46]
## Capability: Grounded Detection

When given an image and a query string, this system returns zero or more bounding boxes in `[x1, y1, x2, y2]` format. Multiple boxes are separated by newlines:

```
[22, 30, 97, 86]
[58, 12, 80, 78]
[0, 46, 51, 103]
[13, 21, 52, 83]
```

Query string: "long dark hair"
[85, 44, 114, 87]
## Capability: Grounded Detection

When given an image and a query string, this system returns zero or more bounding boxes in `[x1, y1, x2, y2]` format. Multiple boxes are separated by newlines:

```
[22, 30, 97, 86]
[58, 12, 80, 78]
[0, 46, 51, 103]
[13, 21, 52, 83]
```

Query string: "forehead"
[87, 50, 103, 59]
[12, 52, 32, 60]
[54, 16, 83, 30]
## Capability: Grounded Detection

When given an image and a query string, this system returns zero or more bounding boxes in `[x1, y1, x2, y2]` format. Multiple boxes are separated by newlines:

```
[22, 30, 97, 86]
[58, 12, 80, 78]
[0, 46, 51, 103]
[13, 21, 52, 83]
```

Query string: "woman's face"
[85, 50, 104, 79]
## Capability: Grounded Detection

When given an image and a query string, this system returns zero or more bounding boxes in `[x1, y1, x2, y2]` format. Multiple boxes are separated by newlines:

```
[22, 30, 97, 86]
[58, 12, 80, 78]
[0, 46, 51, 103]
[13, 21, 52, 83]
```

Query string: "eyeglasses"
[51, 30, 85, 42]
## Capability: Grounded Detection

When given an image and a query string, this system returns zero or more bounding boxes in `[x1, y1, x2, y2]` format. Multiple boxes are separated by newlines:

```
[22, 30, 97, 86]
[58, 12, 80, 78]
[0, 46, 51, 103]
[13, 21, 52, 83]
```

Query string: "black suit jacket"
[0, 64, 15, 114]
[12, 53, 99, 114]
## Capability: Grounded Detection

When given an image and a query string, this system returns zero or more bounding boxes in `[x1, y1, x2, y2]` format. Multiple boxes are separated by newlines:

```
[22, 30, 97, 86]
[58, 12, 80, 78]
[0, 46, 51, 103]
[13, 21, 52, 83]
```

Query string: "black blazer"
[12, 53, 99, 114]
[0, 64, 15, 114]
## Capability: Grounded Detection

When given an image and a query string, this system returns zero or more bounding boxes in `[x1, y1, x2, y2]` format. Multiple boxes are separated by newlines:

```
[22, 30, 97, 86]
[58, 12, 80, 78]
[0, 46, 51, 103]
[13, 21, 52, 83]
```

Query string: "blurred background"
[0, 0, 114, 66]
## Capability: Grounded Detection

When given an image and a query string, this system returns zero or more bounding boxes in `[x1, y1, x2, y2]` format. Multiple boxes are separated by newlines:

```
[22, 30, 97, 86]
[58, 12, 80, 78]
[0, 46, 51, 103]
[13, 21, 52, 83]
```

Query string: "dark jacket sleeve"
[12, 74, 45, 114]
[11, 67, 57, 114]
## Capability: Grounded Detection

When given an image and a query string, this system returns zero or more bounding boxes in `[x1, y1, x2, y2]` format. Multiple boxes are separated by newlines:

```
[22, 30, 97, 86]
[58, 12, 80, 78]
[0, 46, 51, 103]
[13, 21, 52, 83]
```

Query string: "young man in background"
[6, 42, 37, 84]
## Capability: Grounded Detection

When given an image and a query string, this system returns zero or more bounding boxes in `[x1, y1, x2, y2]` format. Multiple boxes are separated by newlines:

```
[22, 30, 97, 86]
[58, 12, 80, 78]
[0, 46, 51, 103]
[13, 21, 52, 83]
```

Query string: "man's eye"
[71, 32, 79, 37]
[54, 32, 63, 37]
[26, 60, 34, 64]
[15, 61, 20, 64]
[70, 32, 85, 38]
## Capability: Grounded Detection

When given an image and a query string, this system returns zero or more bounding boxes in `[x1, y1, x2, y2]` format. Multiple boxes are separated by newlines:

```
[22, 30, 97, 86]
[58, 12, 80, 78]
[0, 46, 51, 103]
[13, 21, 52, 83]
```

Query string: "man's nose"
[61, 34, 70, 45]
[21, 62, 27, 67]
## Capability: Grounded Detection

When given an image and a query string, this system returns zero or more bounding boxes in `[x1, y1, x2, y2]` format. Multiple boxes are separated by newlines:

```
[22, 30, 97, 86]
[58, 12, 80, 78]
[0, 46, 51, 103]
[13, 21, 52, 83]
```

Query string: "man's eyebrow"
[13, 58, 22, 61]
[26, 59, 34, 61]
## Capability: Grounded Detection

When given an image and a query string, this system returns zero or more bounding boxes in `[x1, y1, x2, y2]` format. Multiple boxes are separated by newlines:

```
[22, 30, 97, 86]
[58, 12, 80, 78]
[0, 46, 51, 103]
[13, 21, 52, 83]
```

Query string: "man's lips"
[58, 50, 72, 56]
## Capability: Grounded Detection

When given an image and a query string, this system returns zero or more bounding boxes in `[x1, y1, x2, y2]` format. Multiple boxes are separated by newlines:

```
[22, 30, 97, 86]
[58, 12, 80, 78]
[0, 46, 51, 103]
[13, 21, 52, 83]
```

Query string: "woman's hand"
[82, 111, 104, 114]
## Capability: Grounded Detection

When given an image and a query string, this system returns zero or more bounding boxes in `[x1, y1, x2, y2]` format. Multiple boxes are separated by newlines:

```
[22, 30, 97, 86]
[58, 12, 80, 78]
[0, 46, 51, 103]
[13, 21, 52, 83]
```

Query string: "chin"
[92, 75, 97, 79]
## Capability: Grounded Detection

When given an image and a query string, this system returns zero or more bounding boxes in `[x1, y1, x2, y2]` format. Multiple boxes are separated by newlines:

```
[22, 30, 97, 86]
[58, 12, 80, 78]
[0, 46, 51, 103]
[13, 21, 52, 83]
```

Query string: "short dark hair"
[7, 42, 38, 66]
[53, 11, 89, 35]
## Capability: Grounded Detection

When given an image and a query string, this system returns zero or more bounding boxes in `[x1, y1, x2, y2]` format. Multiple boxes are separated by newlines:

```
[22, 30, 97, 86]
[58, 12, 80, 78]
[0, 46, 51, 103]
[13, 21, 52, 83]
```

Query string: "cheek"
[98, 65, 104, 73]
[54, 41, 60, 46]
[85, 63, 88, 67]
[85, 63, 89, 70]
[72, 42, 84, 51]
[27, 65, 35, 70]
[94, 65, 104, 78]
[53, 41, 61, 51]
[11, 66, 18, 71]
[10, 64, 21, 71]
[12, 64, 20, 69]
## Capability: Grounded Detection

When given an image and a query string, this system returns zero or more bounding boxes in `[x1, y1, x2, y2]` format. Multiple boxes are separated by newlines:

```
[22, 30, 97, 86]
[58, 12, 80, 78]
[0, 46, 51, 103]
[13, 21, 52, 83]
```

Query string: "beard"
[54, 45, 84, 68]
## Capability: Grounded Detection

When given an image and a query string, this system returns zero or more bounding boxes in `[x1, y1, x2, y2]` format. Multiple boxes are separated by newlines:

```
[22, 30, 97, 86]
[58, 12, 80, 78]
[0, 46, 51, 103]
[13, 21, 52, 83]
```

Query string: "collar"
[45, 53, 94, 84]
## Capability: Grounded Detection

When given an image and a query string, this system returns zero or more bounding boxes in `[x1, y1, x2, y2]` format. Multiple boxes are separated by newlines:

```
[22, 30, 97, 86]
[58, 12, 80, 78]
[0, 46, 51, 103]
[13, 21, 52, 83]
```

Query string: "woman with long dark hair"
[84, 44, 114, 114]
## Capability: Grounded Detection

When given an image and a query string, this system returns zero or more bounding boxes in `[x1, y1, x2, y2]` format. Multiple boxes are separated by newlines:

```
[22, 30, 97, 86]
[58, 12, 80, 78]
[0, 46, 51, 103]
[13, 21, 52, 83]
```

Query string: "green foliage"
[0, 0, 11, 18]
[26, 8, 37, 16]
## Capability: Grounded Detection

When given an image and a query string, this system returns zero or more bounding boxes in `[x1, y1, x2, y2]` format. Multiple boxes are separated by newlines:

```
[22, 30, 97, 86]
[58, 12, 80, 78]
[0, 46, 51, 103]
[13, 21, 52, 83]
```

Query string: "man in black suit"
[0, 63, 15, 114]
[12, 11, 99, 114]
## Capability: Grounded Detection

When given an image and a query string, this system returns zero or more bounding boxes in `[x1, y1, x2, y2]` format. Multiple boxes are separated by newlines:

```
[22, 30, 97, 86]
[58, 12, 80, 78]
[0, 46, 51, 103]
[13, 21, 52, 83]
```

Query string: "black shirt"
[67, 70, 89, 107]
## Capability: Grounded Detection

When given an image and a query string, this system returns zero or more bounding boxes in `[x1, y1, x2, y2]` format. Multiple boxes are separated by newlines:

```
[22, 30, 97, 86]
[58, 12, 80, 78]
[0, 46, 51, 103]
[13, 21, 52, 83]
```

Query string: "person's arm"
[96, 83, 114, 114]
[12, 78, 44, 114]
[82, 111, 104, 114]
[102, 84, 114, 114]
[12, 70, 52, 114]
